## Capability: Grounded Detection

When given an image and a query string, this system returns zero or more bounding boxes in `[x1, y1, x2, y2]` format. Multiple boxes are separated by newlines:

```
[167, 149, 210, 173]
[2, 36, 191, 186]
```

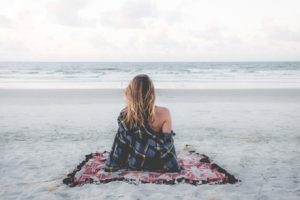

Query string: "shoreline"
[1, 88, 299, 104]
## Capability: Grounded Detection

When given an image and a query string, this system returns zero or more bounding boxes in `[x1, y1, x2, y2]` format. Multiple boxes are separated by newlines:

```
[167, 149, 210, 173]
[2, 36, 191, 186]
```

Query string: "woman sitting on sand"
[105, 74, 182, 172]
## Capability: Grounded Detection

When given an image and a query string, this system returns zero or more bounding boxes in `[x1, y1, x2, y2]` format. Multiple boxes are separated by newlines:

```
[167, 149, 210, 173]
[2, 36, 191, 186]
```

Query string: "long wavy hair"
[123, 74, 156, 129]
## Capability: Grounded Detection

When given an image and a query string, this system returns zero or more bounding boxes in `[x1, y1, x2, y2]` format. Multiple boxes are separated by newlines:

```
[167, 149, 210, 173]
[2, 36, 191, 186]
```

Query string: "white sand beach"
[0, 89, 299, 200]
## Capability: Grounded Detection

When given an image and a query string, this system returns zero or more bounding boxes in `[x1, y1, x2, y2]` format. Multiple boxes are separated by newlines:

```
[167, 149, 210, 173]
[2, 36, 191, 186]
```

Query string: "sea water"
[0, 61, 300, 89]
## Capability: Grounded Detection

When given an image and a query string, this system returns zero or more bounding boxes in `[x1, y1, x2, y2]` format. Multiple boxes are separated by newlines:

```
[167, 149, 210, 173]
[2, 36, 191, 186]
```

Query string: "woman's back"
[148, 106, 172, 133]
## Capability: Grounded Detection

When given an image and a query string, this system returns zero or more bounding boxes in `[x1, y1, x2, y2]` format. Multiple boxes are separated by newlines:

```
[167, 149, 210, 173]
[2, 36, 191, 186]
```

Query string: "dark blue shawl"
[105, 112, 182, 172]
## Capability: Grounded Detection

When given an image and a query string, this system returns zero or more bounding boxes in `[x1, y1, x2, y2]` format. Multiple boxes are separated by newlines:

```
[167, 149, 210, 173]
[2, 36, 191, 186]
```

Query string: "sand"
[0, 89, 300, 200]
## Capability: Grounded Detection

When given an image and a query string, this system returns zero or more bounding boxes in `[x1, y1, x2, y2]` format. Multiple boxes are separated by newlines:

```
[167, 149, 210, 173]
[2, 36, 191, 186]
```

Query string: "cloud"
[0, 15, 15, 28]
[188, 23, 243, 48]
[143, 30, 181, 49]
[0, 39, 29, 60]
[191, 24, 227, 41]
[47, 0, 93, 27]
[89, 34, 116, 50]
[163, 10, 182, 24]
[270, 28, 300, 43]
[101, 0, 158, 29]
[262, 20, 300, 43]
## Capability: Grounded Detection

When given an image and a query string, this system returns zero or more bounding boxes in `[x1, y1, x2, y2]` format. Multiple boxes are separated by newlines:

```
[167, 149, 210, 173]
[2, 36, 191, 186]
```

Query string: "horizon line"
[0, 60, 300, 63]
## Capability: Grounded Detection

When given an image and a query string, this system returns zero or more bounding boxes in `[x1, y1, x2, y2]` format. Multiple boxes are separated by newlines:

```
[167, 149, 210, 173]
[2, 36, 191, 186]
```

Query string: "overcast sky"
[0, 0, 299, 61]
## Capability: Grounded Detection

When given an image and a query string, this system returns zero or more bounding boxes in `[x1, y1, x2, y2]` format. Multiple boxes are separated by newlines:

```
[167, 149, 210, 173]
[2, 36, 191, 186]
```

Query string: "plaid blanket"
[104, 112, 182, 172]
[63, 147, 239, 187]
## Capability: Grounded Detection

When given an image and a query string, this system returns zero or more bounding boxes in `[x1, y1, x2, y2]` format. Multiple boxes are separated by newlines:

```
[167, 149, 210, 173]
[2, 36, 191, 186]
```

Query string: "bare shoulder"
[155, 106, 171, 118]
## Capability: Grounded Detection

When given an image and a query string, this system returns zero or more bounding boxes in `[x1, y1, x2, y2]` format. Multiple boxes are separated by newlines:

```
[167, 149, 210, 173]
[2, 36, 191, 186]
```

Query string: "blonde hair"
[123, 74, 155, 129]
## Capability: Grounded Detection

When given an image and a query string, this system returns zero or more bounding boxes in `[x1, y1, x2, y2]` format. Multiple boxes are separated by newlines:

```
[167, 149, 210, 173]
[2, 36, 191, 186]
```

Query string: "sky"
[0, 0, 299, 61]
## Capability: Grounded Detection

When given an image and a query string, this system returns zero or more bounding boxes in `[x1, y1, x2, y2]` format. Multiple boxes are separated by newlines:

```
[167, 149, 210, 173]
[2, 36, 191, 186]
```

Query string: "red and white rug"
[63, 148, 239, 187]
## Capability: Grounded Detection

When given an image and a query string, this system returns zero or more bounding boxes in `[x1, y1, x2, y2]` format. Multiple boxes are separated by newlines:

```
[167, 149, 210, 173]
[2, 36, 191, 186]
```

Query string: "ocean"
[0, 61, 300, 89]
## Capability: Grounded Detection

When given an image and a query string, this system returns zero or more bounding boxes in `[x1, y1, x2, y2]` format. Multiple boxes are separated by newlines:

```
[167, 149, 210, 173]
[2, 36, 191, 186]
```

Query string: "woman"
[105, 74, 182, 172]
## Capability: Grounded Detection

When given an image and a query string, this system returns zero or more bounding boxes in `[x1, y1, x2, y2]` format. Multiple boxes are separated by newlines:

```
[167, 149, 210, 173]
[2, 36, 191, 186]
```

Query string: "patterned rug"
[63, 147, 239, 187]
